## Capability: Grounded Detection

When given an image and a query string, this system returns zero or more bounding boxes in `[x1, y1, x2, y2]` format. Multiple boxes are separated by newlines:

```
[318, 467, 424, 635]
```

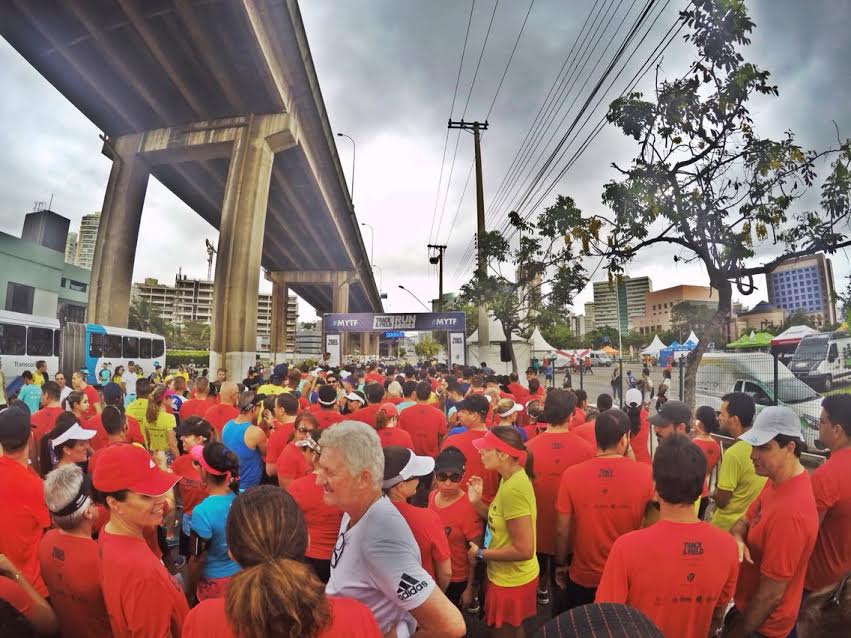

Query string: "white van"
[788, 331, 851, 391]
[588, 351, 613, 366]
[694, 352, 822, 451]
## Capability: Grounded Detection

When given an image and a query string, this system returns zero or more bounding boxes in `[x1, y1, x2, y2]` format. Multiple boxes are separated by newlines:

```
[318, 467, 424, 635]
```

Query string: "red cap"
[378, 402, 399, 418]
[92, 444, 179, 496]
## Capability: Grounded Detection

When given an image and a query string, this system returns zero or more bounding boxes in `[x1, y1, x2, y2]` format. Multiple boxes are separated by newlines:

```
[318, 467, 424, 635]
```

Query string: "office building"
[64, 232, 77, 264]
[21, 208, 71, 254]
[295, 322, 323, 357]
[592, 276, 652, 334]
[132, 274, 298, 352]
[584, 302, 595, 333]
[571, 314, 587, 337]
[75, 213, 100, 269]
[766, 253, 837, 327]
[633, 285, 719, 335]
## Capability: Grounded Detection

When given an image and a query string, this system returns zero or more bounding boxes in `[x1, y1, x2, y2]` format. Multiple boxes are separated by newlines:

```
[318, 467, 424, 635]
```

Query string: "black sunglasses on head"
[435, 472, 463, 483]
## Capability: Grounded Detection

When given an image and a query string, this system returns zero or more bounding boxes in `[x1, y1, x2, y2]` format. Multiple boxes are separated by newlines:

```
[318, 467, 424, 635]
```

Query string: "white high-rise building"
[64, 231, 78, 264]
[75, 213, 100, 269]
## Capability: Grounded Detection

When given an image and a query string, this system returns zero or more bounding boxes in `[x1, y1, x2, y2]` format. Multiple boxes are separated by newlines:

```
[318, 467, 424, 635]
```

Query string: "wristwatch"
[475, 547, 485, 562]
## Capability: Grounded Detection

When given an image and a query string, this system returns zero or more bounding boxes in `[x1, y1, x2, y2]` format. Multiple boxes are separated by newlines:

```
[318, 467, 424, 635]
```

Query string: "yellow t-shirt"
[486, 469, 539, 587]
[710, 440, 767, 531]
[32, 372, 45, 387]
[257, 384, 285, 396]
[142, 411, 176, 452]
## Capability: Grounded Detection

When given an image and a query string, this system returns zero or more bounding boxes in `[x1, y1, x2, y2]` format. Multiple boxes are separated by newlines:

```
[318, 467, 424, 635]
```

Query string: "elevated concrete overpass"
[1, 0, 381, 371]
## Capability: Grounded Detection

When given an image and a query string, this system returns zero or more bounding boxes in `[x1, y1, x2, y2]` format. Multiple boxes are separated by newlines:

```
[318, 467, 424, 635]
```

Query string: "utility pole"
[448, 119, 489, 346]
[428, 244, 447, 311]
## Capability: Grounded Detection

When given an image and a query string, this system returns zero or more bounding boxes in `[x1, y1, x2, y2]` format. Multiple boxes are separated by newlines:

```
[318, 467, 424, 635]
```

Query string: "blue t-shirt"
[191, 493, 240, 579]
[446, 425, 466, 438]
[19, 384, 43, 414]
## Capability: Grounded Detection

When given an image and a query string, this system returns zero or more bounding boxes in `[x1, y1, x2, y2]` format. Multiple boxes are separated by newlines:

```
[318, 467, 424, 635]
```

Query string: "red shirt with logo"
[428, 492, 483, 582]
[398, 403, 447, 458]
[38, 529, 111, 638]
[394, 501, 451, 579]
[441, 429, 500, 504]
[596, 520, 739, 638]
[378, 427, 415, 449]
[171, 454, 209, 516]
[287, 474, 343, 561]
[806, 447, 851, 591]
[526, 431, 594, 554]
[203, 404, 240, 435]
[556, 456, 653, 587]
[692, 437, 721, 497]
[734, 472, 818, 638]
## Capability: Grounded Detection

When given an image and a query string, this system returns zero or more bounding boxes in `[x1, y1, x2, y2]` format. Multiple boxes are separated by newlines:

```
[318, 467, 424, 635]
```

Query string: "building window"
[6, 282, 35, 314]
[68, 280, 87, 293]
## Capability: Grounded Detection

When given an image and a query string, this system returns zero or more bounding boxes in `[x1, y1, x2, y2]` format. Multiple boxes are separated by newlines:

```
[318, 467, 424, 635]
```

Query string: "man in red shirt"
[30, 381, 64, 445]
[440, 394, 500, 504]
[649, 399, 693, 444]
[506, 372, 529, 403]
[86, 383, 146, 450]
[727, 406, 818, 638]
[567, 389, 588, 430]
[596, 434, 739, 638]
[555, 409, 654, 612]
[365, 363, 384, 386]
[203, 382, 240, 435]
[71, 371, 101, 420]
[805, 395, 851, 593]
[179, 377, 216, 421]
[349, 383, 385, 428]
[398, 381, 447, 458]
[0, 406, 51, 596]
[266, 393, 300, 475]
[313, 385, 346, 430]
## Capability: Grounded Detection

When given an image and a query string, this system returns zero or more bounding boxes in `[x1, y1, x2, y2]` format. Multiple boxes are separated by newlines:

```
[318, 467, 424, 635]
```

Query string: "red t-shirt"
[287, 474, 343, 561]
[631, 410, 651, 465]
[428, 491, 483, 582]
[38, 529, 111, 638]
[692, 437, 721, 497]
[378, 427, 415, 449]
[276, 443, 311, 483]
[441, 428, 500, 504]
[567, 408, 586, 431]
[526, 430, 595, 555]
[313, 408, 346, 430]
[81, 384, 100, 420]
[85, 413, 146, 450]
[734, 472, 818, 638]
[507, 383, 529, 403]
[394, 501, 451, 579]
[349, 404, 381, 428]
[0, 457, 50, 596]
[806, 447, 851, 591]
[182, 595, 381, 638]
[203, 404, 240, 435]
[266, 425, 294, 466]
[398, 403, 447, 458]
[365, 372, 385, 386]
[98, 530, 189, 637]
[0, 575, 34, 620]
[30, 406, 64, 444]
[571, 421, 598, 452]
[171, 454, 209, 516]
[179, 397, 216, 421]
[556, 456, 653, 587]
[596, 520, 739, 638]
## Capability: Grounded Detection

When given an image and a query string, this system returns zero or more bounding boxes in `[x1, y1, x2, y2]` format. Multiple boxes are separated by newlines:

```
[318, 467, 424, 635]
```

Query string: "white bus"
[0, 310, 166, 391]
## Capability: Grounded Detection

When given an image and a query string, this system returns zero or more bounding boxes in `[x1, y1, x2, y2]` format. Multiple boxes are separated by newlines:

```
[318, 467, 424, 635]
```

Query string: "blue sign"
[323, 312, 465, 333]
[383, 331, 405, 339]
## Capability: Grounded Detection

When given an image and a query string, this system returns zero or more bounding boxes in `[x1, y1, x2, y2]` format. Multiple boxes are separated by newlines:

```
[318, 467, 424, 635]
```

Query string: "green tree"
[459, 198, 590, 372]
[128, 299, 168, 336]
[572, 0, 851, 405]
[414, 336, 441, 360]
[540, 322, 574, 349]
[780, 310, 817, 332]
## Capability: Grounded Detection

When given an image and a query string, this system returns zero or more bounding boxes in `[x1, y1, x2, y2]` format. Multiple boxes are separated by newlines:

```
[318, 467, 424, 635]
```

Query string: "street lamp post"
[361, 222, 374, 268]
[372, 263, 383, 291]
[398, 285, 430, 311]
[336, 132, 355, 201]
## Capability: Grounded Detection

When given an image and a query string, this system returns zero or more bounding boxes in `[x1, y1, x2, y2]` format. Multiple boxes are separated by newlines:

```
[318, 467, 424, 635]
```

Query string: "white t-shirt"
[326, 496, 435, 638]
[59, 385, 72, 406]
[122, 370, 138, 392]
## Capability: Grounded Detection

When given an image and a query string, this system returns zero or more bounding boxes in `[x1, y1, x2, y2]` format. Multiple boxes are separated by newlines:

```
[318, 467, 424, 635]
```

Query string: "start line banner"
[323, 312, 466, 332]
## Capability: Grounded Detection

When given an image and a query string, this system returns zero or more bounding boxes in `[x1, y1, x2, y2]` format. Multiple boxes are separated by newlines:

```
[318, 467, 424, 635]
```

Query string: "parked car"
[788, 330, 851, 391]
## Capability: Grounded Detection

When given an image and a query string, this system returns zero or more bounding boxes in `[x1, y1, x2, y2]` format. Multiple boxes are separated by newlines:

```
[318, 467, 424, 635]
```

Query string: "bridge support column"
[269, 279, 289, 362]
[87, 133, 149, 326]
[210, 116, 283, 378]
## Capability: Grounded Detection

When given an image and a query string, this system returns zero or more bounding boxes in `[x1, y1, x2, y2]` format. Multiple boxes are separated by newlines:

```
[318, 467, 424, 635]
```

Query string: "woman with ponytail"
[183, 485, 381, 638]
[186, 441, 241, 602]
[38, 412, 96, 476]
[142, 384, 178, 462]
[624, 387, 651, 464]
[63, 391, 90, 425]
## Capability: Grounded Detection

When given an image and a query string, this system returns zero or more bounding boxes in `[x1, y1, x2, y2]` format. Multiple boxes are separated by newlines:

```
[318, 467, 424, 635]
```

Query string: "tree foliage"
[414, 336, 442, 360]
[670, 301, 721, 342]
[573, 0, 851, 405]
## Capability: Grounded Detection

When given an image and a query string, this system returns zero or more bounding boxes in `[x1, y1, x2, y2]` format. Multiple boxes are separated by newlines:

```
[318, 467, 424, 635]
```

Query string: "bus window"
[105, 335, 122, 358]
[27, 327, 54, 356]
[152, 339, 165, 358]
[54, 330, 61, 357]
[0, 323, 26, 355]
[89, 333, 104, 357]
[123, 336, 140, 359]
[139, 338, 152, 359]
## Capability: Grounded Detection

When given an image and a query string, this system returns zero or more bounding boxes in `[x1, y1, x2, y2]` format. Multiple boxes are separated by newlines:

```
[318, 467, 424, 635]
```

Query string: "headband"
[191, 446, 229, 477]
[50, 475, 92, 517]
[478, 430, 527, 467]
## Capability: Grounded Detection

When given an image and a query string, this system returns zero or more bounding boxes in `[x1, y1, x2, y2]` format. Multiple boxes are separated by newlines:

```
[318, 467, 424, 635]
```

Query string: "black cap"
[317, 384, 338, 406]
[434, 446, 466, 475]
[649, 400, 693, 427]
[455, 393, 490, 417]
[102, 382, 123, 404]
[238, 391, 265, 412]
[175, 418, 214, 439]
[0, 407, 31, 448]
[382, 446, 435, 489]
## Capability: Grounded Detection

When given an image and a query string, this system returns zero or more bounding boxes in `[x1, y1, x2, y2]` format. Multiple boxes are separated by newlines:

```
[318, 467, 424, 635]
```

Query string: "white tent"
[771, 324, 819, 345]
[641, 334, 667, 356]
[685, 330, 700, 346]
[528, 327, 556, 355]
[466, 314, 531, 375]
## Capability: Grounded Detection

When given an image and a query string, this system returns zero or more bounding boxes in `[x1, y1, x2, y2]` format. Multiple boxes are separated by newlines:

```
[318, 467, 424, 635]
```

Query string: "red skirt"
[484, 575, 537, 628]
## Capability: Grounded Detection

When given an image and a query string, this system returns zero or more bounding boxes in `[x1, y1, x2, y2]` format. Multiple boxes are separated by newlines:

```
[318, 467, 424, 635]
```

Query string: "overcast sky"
[0, 0, 849, 325]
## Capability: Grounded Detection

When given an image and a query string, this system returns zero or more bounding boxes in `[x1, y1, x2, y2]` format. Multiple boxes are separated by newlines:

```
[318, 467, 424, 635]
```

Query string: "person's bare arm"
[167, 429, 179, 458]
[466, 476, 490, 519]
[408, 587, 466, 637]
[247, 425, 268, 455]
[471, 516, 534, 563]
[729, 517, 752, 565]
[714, 488, 733, 509]
[0, 555, 58, 636]
[554, 512, 572, 588]
[265, 461, 278, 477]
[729, 575, 787, 637]
[435, 558, 452, 592]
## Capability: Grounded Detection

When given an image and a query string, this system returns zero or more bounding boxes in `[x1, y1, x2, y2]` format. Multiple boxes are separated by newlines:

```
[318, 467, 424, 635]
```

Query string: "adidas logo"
[396, 572, 428, 600]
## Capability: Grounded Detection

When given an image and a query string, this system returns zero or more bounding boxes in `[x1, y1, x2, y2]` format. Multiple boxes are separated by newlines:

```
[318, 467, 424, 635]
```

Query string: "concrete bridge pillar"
[87, 133, 150, 326]
[269, 279, 289, 362]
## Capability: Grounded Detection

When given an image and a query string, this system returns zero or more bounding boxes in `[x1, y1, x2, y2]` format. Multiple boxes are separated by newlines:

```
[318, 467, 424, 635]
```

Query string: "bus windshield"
[792, 336, 828, 359]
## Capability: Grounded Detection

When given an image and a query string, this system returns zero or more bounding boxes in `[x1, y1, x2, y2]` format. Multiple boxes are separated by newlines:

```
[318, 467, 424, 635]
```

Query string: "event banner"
[323, 312, 466, 332]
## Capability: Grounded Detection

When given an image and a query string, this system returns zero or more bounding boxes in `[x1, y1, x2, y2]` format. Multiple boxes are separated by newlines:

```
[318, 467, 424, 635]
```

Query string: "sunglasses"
[435, 472, 463, 483]
[331, 531, 348, 568]
[296, 428, 312, 434]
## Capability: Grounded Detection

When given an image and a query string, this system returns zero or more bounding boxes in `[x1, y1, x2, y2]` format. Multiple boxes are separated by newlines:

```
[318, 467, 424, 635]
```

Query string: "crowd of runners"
[0, 358, 848, 637]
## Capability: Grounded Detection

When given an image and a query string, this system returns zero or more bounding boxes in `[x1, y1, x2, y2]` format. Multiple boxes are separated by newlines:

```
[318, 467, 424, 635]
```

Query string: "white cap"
[496, 403, 524, 418]
[382, 447, 436, 489]
[344, 392, 365, 404]
[51, 423, 96, 448]
[738, 406, 802, 446]
[625, 388, 643, 407]
[309, 367, 323, 376]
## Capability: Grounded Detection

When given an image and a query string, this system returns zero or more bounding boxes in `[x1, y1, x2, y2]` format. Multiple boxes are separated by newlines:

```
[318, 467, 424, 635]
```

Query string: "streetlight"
[336, 132, 355, 201]
[372, 263, 383, 291]
[360, 222, 374, 267]
[398, 285, 430, 311]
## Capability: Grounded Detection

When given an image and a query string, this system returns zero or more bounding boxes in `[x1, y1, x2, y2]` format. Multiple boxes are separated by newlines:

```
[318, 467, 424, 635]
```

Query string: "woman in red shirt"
[172, 416, 214, 560]
[374, 402, 414, 448]
[274, 412, 318, 488]
[63, 391, 91, 427]
[624, 388, 651, 464]
[692, 405, 722, 520]
[37, 413, 96, 477]
[183, 486, 381, 638]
